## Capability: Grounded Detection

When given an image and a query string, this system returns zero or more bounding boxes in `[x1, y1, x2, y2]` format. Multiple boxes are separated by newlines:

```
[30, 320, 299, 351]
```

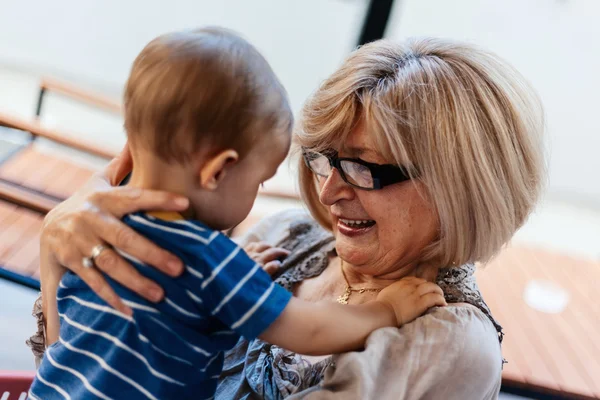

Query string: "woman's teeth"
[339, 218, 375, 227]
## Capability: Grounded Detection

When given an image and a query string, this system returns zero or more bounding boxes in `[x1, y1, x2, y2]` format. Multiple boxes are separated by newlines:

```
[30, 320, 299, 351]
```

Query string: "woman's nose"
[318, 168, 354, 206]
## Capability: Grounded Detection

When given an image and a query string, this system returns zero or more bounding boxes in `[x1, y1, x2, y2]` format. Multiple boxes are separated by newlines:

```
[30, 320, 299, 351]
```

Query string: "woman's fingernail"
[168, 260, 183, 275]
[174, 197, 189, 207]
[150, 287, 164, 302]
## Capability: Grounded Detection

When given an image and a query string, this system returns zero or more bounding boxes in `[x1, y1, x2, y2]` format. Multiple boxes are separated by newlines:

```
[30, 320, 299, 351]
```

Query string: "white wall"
[0, 0, 367, 112]
[387, 0, 600, 207]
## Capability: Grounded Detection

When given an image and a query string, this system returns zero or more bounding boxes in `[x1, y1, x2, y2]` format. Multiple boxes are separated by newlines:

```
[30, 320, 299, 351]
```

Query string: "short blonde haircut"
[124, 27, 292, 161]
[297, 38, 545, 266]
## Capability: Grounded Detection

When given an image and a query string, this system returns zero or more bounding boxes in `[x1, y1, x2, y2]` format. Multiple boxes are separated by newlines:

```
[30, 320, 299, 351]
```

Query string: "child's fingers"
[246, 241, 272, 253]
[399, 276, 427, 286]
[263, 260, 282, 276]
[258, 247, 290, 263]
[416, 282, 444, 297]
[418, 293, 448, 309]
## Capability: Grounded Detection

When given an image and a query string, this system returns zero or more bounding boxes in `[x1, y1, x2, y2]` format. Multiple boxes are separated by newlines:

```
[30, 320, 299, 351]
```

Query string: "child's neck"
[127, 155, 196, 219]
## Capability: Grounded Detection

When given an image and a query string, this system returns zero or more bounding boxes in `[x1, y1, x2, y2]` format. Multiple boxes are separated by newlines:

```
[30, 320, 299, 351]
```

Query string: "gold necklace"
[336, 262, 382, 304]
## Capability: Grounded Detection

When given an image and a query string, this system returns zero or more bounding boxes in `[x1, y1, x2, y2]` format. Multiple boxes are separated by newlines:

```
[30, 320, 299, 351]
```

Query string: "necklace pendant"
[336, 286, 351, 304]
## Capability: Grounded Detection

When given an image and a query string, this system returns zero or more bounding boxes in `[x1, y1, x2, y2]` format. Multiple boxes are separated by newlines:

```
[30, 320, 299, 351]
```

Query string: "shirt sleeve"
[288, 305, 503, 400]
[185, 232, 292, 340]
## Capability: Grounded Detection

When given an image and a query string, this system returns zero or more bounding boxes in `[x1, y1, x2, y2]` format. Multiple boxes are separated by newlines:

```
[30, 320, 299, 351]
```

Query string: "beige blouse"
[288, 305, 503, 399]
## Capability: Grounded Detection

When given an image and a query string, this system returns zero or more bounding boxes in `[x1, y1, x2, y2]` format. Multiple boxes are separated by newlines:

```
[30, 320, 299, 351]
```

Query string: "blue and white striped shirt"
[30, 212, 292, 400]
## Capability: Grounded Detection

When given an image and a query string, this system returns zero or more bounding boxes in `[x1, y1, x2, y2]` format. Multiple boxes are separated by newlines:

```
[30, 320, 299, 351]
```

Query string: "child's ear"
[199, 149, 239, 190]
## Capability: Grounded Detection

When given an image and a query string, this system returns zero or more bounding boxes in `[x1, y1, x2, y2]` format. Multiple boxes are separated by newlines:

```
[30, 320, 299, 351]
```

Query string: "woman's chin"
[334, 224, 378, 265]
[335, 244, 372, 268]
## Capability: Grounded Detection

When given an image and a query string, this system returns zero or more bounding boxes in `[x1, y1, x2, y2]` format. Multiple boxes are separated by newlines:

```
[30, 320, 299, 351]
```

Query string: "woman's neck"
[341, 258, 440, 289]
[341, 260, 413, 289]
[293, 257, 440, 306]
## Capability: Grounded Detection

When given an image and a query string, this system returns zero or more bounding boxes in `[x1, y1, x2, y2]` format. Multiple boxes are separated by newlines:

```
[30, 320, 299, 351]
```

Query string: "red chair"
[0, 371, 35, 400]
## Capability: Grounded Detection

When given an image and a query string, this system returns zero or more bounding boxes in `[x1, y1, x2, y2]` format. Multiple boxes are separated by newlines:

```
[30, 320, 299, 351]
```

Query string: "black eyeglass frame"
[302, 149, 414, 190]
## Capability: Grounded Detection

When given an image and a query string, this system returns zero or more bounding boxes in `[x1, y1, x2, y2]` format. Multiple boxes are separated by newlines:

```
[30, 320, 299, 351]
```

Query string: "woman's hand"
[41, 144, 189, 316]
[244, 242, 290, 276]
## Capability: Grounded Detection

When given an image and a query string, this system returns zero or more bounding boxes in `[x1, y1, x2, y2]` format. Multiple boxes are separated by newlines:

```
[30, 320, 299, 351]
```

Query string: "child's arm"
[260, 277, 446, 355]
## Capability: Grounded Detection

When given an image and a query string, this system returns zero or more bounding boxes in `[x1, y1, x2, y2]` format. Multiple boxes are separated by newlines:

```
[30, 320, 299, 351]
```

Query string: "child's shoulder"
[123, 212, 224, 249]
[134, 212, 245, 259]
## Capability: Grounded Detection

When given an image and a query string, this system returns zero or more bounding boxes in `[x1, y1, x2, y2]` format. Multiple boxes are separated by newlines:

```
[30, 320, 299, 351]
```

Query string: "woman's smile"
[336, 217, 376, 237]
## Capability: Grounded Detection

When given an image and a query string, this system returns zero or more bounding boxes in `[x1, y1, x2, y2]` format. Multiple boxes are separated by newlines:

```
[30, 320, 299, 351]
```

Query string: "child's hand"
[244, 242, 290, 275]
[376, 277, 447, 327]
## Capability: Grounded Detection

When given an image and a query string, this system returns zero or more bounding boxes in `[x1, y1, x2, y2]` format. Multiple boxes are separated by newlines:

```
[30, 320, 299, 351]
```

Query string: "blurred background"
[0, 1, 598, 399]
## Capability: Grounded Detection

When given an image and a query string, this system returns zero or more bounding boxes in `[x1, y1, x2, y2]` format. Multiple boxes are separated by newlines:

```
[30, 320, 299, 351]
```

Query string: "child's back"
[34, 212, 290, 399]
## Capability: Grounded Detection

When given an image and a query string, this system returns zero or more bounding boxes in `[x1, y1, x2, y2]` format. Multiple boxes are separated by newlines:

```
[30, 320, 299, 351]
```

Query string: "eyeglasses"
[302, 149, 414, 190]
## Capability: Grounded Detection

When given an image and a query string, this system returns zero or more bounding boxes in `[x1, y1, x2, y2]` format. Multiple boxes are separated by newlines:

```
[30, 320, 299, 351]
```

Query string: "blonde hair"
[124, 27, 292, 161]
[297, 38, 545, 266]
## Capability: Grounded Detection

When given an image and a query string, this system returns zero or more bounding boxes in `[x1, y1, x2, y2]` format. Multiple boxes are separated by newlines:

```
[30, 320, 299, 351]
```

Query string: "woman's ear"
[199, 149, 239, 190]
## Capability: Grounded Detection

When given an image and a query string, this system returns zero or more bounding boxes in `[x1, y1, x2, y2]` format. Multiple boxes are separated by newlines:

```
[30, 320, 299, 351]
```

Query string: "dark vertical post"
[35, 87, 46, 118]
[356, 0, 396, 46]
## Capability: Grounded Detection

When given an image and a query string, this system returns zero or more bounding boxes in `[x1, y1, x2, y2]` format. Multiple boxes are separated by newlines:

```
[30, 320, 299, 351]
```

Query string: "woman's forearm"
[40, 237, 66, 344]
[39, 172, 114, 343]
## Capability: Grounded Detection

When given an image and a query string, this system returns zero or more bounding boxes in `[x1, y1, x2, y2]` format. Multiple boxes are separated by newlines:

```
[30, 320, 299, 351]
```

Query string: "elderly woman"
[29, 37, 544, 399]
